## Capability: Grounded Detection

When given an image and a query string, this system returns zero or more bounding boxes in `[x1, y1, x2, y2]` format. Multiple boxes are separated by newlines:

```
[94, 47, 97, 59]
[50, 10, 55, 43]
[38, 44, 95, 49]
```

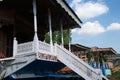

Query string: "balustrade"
[13, 40, 104, 79]
[17, 42, 33, 54]
[16, 40, 55, 56]
[56, 44, 100, 80]
[39, 41, 51, 53]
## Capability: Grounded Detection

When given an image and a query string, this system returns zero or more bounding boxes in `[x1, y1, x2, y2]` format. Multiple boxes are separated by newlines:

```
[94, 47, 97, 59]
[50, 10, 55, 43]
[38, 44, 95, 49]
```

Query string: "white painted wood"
[55, 44, 102, 80]
[33, 0, 39, 53]
[0, 57, 14, 61]
[56, 0, 82, 27]
[33, 34, 39, 53]
[13, 37, 18, 57]
[17, 41, 34, 55]
[68, 29, 71, 51]
[33, 0, 37, 33]
[1, 41, 108, 80]
[60, 19, 64, 47]
[48, 9, 53, 53]
[4, 55, 36, 78]
[16, 40, 55, 56]
[38, 41, 51, 54]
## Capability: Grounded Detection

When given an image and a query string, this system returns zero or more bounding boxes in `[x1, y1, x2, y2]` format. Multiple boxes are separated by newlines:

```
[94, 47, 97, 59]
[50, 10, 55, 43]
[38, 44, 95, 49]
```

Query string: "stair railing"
[55, 44, 102, 80]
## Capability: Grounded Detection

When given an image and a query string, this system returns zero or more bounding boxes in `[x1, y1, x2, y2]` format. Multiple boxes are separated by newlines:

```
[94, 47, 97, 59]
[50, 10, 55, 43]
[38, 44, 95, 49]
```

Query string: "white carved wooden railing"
[17, 41, 55, 55]
[55, 44, 101, 80]
[39, 41, 51, 54]
[17, 41, 50, 55]
[17, 41, 34, 55]
[38, 41, 56, 56]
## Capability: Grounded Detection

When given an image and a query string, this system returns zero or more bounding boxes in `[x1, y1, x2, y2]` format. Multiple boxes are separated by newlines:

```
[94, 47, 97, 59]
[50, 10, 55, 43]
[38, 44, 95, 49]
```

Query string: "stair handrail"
[55, 44, 101, 80]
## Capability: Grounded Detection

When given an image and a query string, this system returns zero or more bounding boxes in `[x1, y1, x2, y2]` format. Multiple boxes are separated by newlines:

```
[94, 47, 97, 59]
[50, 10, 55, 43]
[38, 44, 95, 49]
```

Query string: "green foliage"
[94, 56, 99, 62]
[44, 30, 71, 45]
[45, 32, 50, 43]
[99, 56, 103, 65]
[86, 52, 92, 63]
[112, 71, 120, 80]
[103, 55, 108, 62]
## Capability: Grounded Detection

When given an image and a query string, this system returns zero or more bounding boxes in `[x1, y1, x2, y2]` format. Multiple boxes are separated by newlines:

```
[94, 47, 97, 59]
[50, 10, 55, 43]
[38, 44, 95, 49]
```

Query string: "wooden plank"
[0, 9, 15, 23]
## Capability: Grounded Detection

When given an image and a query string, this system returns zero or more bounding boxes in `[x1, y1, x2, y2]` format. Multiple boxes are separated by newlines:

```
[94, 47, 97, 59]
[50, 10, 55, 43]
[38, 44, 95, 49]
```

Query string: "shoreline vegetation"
[108, 65, 120, 80]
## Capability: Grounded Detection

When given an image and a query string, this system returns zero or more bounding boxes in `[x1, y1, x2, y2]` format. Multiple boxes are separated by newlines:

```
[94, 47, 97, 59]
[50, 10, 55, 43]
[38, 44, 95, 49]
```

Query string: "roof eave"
[56, 0, 82, 28]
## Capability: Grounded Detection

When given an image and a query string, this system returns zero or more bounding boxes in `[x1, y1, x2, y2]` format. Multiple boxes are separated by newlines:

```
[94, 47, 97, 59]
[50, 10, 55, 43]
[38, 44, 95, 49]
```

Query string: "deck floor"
[11, 77, 85, 80]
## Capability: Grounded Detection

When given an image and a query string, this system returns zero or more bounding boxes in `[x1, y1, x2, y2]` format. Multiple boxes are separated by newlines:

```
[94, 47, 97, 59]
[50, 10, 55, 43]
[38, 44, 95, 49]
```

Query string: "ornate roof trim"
[56, 0, 82, 27]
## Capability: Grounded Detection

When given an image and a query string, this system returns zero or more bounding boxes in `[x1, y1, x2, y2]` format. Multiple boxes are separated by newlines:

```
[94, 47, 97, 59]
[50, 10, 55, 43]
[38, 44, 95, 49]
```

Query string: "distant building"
[109, 54, 120, 66]
[90, 47, 116, 68]
[65, 44, 116, 76]
[64, 44, 90, 63]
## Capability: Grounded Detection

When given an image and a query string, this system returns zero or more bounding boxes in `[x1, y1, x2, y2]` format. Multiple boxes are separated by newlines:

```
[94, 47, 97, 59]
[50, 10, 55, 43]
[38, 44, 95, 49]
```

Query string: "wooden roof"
[56, 0, 82, 26]
[0, 0, 82, 41]
[64, 44, 90, 52]
[0, 0, 82, 29]
[65, 44, 116, 55]
[91, 47, 116, 55]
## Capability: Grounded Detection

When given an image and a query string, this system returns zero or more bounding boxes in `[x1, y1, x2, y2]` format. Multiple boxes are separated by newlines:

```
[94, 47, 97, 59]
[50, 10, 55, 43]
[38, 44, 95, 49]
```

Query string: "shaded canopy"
[0, 0, 82, 42]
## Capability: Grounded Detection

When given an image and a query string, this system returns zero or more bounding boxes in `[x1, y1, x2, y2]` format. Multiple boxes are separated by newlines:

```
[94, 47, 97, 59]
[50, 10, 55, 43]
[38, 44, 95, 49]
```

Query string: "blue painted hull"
[16, 60, 65, 75]
[4, 59, 79, 79]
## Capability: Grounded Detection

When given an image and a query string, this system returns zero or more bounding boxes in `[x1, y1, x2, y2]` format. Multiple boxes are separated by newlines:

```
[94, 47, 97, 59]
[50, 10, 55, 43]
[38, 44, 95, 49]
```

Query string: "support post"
[68, 28, 71, 51]
[13, 37, 18, 57]
[48, 9, 53, 53]
[33, 0, 39, 53]
[60, 19, 64, 47]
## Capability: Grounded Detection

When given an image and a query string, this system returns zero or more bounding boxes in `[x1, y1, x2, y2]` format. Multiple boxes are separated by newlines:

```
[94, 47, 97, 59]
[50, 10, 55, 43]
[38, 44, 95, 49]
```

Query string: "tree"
[86, 51, 92, 63]
[94, 56, 99, 62]
[103, 55, 108, 63]
[44, 30, 71, 45]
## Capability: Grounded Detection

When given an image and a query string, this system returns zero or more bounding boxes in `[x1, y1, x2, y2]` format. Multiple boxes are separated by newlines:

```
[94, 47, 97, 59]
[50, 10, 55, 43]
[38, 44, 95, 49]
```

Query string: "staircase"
[0, 41, 109, 80]
[55, 44, 108, 80]
[0, 53, 36, 79]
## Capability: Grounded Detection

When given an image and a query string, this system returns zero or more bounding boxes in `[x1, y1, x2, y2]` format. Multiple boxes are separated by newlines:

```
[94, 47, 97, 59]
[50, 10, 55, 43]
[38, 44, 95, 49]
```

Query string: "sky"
[66, 0, 120, 53]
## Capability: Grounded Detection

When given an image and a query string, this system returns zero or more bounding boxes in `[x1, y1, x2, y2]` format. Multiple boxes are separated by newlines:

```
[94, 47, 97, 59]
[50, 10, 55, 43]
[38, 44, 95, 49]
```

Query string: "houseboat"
[0, 0, 108, 80]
